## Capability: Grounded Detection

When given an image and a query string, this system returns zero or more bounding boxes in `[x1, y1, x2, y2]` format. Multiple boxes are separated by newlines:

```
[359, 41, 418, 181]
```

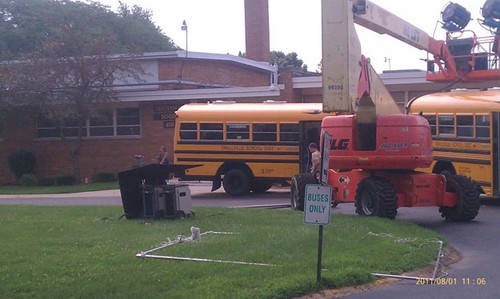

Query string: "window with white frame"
[117, 108, 141, 136]
[90, 110, 114, 137]
[37, 107, 140, 138]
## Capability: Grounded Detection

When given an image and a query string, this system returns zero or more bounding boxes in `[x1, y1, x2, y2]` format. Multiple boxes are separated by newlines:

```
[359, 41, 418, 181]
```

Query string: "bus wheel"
[354, 177, 397, 219]
[290, 173, 318, 211]
[439, 174, 480, 221]
[251, 180, 273, 194]
[223, 169, 251, 196]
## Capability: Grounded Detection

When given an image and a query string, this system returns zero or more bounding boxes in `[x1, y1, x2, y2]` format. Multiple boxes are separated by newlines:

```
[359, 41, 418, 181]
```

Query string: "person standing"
[157, 145, 169, 165]
[308, 142, 321, 175]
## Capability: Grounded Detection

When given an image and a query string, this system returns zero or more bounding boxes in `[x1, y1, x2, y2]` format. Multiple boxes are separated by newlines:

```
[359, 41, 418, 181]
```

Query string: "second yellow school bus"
[407, 90, 500, 196]
[173, 101, 335, 196]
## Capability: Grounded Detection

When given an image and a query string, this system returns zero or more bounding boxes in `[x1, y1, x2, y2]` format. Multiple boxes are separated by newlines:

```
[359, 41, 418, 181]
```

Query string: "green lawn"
[0, 205, 443, 298]
[0, 182, 119, 195]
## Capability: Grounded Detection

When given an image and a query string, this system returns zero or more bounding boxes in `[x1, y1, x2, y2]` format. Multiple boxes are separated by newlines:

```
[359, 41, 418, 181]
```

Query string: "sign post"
[304, 184, 332, 282]
[320, 131, 331, 185]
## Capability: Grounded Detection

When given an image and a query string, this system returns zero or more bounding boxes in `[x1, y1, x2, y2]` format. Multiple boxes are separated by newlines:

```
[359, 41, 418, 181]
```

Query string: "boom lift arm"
[321, 0, 407, 121]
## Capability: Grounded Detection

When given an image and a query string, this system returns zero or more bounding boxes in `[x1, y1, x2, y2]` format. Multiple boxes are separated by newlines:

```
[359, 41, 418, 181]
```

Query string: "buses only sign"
[304, 184, 332, 225]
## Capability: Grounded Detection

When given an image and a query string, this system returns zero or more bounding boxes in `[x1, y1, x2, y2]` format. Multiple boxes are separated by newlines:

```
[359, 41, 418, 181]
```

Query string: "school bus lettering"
[221, 145, 276, 151]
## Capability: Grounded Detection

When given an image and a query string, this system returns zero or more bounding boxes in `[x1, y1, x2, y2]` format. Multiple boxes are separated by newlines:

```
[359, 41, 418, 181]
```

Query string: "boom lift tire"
[439, 174, 480, 221]
[223, 169, 251, 196]
[290, 173, 318, 211]
[354, 177, 398, 219]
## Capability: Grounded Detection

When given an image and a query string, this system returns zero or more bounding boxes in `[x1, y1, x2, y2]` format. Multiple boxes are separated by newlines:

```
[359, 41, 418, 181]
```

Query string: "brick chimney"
[244, 0, 270, 62]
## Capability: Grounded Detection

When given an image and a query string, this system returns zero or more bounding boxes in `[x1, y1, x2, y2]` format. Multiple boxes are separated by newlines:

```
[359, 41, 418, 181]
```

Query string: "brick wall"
[0, 57, 276, 185]
[159, 59, 270, 87]
[277, 68, 303, 103]
[244, 0, 270, 62]
[0, 102, 178, 184]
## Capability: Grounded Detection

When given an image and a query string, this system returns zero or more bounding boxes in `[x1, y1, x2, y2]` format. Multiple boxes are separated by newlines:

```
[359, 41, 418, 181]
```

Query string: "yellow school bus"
[407, 90, 500, 196]
[173, 101, 335, 196]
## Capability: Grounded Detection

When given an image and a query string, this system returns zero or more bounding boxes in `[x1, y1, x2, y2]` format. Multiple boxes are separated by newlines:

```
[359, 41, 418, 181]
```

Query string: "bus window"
[253, 123, 277, 142]
[180, 123, 197, 140]
[200, 123, 223, 140]
[456, 115, 473, 137]
[279, 123, 299, 143]
[226, 123, 250, 141]
[422, 114, 437, 136]
[438, 115, 455, 135]
[475, 115, 490, 138]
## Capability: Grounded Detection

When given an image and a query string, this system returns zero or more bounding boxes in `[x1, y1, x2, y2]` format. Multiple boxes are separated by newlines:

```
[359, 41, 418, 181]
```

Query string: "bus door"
[493, 112, 500, 197]
[299, 121, 321, 173]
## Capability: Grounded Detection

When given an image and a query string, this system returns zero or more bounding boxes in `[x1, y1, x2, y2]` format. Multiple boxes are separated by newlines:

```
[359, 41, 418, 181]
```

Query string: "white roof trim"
[139, 51, 278, 73]
[118, 85, 281, 102]
[292, 76, 322, 89]
[291, 70, 434, 89]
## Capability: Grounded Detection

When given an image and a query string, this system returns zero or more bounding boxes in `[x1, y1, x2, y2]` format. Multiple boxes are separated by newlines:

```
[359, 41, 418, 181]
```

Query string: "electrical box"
[164, 184, 192, 218]
[142, 184, 192, 219]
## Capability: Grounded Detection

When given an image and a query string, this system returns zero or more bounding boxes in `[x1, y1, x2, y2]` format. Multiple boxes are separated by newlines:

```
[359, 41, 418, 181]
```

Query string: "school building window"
[36, 107, 140, 139]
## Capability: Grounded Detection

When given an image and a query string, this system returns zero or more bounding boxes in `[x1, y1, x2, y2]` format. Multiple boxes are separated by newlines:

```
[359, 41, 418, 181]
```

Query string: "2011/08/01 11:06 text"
[416, 277, 487, 286]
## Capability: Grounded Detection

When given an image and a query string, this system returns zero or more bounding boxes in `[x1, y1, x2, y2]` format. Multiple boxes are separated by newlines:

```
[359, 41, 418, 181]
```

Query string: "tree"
[0, 0, 178, 59]
[114, 1, 178, 53]
[0, 0, 159, 182]
[4, 43, 145, 184]
[270, 51, 308, 71]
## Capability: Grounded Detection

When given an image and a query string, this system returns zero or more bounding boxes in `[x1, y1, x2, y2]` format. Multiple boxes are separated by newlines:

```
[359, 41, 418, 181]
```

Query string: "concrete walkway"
[0, 181, 290, 207]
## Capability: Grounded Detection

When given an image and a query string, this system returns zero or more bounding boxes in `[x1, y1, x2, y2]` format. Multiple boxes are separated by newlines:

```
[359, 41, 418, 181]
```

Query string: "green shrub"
[7, 150, 37, 180]
[91, 172, 117, 183]
[55, 176, 76, 186]
[19, 174, 38, 187]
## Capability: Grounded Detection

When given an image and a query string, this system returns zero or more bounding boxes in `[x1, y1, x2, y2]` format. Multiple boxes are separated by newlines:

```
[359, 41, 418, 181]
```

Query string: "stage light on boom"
[441, 2, 471, 31]
[482, 0, 500, 29]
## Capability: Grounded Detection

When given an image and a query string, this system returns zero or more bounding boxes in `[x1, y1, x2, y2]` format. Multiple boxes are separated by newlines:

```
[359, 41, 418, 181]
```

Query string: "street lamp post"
[181, 20, 188, 58]
[384, 57, 391, 70]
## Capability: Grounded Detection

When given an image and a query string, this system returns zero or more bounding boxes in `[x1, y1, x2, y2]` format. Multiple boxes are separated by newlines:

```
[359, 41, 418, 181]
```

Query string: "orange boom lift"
[291, 0, 500, 221]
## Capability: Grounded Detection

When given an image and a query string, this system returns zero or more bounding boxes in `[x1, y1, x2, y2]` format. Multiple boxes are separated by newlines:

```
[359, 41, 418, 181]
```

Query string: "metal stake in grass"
[136, 227, 275, 267]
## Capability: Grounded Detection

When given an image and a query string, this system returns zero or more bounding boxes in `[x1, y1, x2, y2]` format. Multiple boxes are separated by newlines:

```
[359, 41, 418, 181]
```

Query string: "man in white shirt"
[308, 142, 321, 176]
